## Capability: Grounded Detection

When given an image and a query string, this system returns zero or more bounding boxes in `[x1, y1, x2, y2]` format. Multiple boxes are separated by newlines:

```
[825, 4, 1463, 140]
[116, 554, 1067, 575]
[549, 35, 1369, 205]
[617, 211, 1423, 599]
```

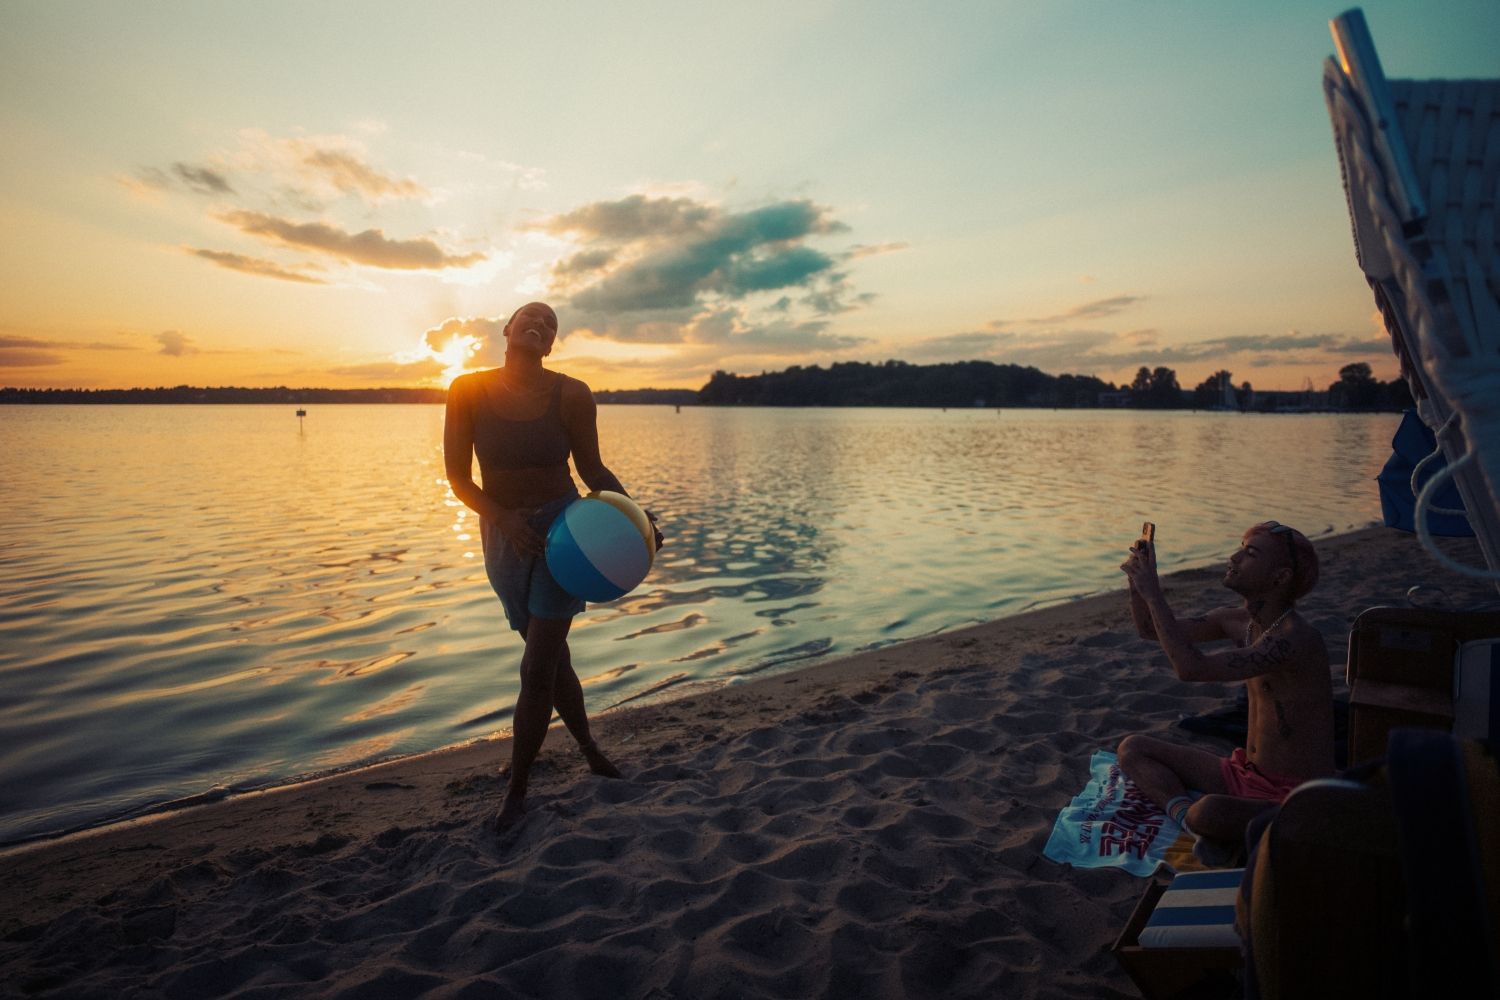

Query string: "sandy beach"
[2, 525, 1495, 999]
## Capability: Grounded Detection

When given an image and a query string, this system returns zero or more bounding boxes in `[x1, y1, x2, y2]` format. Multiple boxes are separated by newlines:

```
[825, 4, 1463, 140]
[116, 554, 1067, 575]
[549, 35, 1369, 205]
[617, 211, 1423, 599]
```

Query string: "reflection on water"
[0, 405, 1398, 843]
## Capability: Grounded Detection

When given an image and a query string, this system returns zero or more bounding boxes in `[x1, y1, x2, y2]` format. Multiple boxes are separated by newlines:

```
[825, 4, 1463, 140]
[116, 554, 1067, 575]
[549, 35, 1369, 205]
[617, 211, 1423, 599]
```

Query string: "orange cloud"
[219, 211, 485, 270]
[188, 248, 328, 284]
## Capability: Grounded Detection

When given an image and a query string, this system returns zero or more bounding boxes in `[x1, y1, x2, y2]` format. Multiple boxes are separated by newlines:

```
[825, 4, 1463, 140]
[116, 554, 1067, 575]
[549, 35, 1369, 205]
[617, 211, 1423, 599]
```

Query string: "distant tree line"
[2, 361, 1413, 411]
[698, 361, 1113, 408]
[0, 386, 448, 404]
[698, 360, 1412, 411]
[1177, 362, 1411, 411]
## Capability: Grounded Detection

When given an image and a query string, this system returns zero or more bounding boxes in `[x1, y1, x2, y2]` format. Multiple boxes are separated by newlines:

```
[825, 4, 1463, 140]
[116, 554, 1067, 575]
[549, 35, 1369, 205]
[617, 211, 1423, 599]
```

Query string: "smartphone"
[1135, 522, 1155, 551]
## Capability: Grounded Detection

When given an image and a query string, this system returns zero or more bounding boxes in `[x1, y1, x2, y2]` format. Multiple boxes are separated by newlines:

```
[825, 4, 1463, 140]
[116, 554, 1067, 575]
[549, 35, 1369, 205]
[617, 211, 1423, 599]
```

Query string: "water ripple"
[0, 405, 1397, 843]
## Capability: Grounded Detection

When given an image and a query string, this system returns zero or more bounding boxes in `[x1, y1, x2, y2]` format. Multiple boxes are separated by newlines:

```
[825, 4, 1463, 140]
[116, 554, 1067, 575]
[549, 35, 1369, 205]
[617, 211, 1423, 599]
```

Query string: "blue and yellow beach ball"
[545, 491, 656, 602]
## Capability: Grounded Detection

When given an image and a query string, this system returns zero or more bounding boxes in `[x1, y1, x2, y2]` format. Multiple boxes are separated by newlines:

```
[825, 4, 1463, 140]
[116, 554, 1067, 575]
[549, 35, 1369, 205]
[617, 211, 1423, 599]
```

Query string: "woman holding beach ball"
[443, 301, 663, 832]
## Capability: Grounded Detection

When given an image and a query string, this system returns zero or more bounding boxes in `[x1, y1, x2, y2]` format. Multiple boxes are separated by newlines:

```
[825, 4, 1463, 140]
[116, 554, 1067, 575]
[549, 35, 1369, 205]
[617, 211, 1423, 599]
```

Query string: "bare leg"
[550, 640, 621, 779]
[1185, 793, 1279, 843]
[1116, 734, 1228, 808]
[497, 615, 572, 832]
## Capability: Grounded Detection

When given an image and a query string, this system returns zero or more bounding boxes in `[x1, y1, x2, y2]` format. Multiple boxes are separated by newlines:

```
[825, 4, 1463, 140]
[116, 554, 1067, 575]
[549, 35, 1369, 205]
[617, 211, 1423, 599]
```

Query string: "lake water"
[0, 405, 1400, 844]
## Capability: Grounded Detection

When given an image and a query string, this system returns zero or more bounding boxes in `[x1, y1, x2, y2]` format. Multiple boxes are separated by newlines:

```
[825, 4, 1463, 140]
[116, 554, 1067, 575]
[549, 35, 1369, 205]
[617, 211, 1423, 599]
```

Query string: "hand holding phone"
[1133, 521, 1155, 552]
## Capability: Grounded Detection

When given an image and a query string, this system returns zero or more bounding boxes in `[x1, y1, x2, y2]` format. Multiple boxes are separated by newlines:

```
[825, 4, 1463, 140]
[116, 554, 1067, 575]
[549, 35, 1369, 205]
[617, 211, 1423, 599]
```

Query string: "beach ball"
[545, 491, 656, 602]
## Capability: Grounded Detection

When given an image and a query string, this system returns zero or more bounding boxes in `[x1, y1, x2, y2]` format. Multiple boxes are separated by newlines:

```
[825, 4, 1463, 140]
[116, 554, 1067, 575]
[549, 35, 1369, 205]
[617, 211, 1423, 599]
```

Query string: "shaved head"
[505, 302, 557, 332]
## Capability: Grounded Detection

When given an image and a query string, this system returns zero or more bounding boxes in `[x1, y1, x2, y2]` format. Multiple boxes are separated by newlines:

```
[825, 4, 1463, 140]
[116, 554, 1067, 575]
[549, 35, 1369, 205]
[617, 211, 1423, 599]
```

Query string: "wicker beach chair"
[1323, 8, 1500, 592]
[1235, 732, 1500, 1000]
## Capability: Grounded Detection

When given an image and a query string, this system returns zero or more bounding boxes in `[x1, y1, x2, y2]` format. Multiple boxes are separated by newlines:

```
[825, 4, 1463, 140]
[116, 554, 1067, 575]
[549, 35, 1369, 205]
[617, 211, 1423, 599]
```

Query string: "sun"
[432, 333, 480, 383]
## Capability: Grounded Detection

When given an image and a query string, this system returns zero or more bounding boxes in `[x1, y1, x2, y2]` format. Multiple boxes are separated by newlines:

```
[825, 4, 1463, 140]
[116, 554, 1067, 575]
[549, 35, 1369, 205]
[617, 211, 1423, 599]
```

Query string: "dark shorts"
[480, 491, 585, 633]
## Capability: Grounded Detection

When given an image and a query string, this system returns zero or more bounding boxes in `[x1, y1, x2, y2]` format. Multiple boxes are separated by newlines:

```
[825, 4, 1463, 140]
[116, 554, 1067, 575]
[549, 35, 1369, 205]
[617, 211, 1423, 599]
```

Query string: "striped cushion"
[1137, 868, 1245, 949]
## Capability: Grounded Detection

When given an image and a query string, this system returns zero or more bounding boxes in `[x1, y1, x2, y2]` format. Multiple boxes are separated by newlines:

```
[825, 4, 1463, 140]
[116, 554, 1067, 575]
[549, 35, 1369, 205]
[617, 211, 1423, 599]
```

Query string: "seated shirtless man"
[1117, 521, 1334, 853]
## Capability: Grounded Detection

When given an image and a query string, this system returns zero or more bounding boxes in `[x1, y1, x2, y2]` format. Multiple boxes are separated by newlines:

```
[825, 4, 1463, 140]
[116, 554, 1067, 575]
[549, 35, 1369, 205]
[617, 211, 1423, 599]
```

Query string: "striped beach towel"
[1042, 749, 1208, 876]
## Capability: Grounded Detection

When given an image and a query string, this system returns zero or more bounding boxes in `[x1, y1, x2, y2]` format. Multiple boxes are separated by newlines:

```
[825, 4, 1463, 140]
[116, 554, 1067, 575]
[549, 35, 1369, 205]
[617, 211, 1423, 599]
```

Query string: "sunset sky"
[2, 1, 1495, 392]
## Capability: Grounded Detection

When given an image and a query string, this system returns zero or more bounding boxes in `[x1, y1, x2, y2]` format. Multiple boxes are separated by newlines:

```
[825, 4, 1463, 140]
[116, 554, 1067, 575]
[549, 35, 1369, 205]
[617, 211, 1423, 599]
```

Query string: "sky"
[1, 1, 1496, 393]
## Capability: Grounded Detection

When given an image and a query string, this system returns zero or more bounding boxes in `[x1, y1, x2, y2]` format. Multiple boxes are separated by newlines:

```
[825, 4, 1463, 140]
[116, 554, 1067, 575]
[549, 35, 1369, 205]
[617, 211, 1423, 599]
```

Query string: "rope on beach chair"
[1410, 413, 1470, 520]
[1415, 445, 1500, 581]
[1323, 25, 1500, 583]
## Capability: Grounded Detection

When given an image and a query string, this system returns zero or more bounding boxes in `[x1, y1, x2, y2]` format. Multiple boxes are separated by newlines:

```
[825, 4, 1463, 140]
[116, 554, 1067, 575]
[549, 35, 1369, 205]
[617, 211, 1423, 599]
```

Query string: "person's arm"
[561, 378, 664, 547]
[443, 375, 542, 554]
[561, 378, 626, 494]
[1141, 596, 1299, 682]
[1123, 545, 1231, 644]
[1122, 542, 1283, 681]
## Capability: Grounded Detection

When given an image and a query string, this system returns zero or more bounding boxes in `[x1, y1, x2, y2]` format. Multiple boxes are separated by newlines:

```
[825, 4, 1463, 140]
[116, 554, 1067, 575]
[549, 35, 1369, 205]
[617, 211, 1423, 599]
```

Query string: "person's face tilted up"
[1224, 521, 1318, 603]
[503, 302, 559, 357]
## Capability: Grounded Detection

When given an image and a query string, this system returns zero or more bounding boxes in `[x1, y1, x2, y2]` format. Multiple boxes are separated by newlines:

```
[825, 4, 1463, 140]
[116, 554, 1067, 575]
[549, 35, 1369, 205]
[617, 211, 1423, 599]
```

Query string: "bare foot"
[494, 794, 527, 833]
[582, 741, 622, 779]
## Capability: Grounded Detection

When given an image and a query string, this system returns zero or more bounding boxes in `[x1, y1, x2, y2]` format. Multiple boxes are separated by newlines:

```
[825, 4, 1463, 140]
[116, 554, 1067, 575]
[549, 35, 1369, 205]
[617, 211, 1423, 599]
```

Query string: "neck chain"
[500, 367, 550, 394]
[1245, 606, 1293, 647]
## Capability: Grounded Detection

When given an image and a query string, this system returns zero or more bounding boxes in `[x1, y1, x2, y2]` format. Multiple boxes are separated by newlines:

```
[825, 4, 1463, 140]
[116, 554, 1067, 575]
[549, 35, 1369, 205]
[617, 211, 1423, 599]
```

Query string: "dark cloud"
[801, 276, 872, 316]
[0, 348, 64, 367]
[1025, 295, 1144, 325]
[133, 163, 233, 195]
[299, 148, 426, 200]
[542, 196, 849, 315]
[189, 248, 328, 284]
[545, 195, 715, 241]
[0, 334, 136, 362]
[1126, 332, 1349, 361]
[220, 211, 484, 270]
[907, 329, 1118, 369]
[725, 246, 837, 295]
[552, 248, 617, 277]
[173, 162, 234, 195]
[1329, 338, 1390, 354]
[157, 331, 197, 357]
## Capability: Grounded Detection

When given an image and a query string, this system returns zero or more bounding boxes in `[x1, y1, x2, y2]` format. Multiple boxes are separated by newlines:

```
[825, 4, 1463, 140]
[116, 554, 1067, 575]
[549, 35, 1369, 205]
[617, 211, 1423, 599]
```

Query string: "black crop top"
[470, 374, 573, 473]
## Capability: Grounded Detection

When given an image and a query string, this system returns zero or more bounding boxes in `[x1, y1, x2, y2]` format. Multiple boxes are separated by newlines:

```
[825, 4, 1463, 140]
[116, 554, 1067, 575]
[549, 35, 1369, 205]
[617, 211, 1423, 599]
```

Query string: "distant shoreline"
[0, 387, 1403, 413]
[0, 387, 699, 406]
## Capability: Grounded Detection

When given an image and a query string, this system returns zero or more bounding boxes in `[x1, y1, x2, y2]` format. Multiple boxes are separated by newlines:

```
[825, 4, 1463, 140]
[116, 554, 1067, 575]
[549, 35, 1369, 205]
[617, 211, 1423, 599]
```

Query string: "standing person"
[1116, 521, 1333, 857]
[444, 301, 662, 832]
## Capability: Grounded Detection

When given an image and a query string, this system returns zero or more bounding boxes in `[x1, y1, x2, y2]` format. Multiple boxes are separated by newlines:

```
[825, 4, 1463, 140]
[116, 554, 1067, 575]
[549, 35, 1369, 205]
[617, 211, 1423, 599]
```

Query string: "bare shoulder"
[1286, 614, 1329, 661]
[445, 372, 479, 415]
[448, 370, 486, 400]
[558, 373, 597, 414]
[557, 373, 598, 435]
[558, 372, 593, 399]
[1205, 605, 1249, 641]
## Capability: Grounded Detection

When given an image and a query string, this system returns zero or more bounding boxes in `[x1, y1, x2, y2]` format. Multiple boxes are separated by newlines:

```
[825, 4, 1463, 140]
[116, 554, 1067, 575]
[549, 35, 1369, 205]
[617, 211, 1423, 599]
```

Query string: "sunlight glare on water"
[0, 404, 1397, 843]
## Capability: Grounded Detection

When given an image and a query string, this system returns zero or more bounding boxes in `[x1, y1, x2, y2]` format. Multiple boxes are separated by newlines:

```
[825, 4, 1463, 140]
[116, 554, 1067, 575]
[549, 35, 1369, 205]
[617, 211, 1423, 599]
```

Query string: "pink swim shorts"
[1218, 747, 1303, 801]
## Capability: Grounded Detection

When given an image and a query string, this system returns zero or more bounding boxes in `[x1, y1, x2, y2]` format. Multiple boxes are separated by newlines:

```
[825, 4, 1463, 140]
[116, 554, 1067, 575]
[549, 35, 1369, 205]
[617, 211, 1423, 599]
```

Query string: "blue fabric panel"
[1377, 409, 1472, 536]
[1168, 869, 1246, 890]
[1145, 905, 1237, 928]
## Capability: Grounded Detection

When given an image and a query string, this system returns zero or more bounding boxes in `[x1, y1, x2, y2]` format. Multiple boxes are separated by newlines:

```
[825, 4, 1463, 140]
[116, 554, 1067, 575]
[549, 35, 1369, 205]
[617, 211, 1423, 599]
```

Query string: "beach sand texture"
[2, 526, 1494, 999]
